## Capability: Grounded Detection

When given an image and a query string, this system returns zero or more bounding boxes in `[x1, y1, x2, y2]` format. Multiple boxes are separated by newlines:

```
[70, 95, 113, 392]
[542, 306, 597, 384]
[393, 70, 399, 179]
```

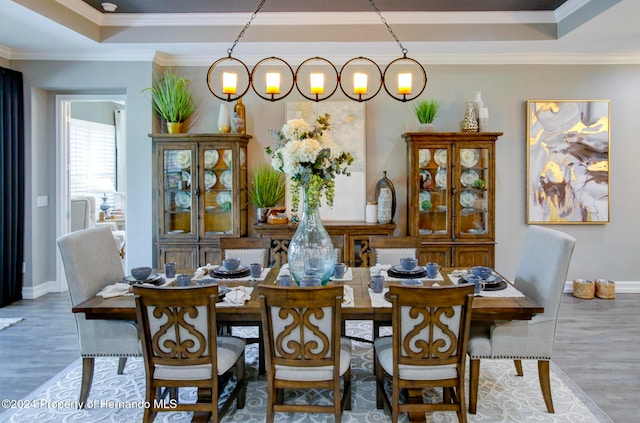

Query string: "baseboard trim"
[22, 281, 59, 299]
[564, 280, 640, 294]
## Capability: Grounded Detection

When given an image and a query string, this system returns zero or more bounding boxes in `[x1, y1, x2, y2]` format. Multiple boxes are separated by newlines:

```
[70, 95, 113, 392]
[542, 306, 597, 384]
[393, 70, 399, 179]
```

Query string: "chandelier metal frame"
[206, 0, 427, 103]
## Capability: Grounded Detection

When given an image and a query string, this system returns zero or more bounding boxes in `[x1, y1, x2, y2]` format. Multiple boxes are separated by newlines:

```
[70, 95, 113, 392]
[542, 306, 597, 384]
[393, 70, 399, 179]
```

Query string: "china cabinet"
[403, 132, 502, 267]
[151, 133, 251, 269]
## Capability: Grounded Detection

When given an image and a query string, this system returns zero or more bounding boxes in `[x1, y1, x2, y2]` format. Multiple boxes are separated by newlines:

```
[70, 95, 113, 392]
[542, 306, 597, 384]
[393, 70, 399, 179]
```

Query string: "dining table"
[72, 266, 543, 422]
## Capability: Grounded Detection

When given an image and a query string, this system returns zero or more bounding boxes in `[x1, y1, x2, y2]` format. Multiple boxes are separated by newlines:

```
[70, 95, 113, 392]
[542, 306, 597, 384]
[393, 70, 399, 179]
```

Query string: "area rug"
[0, 322, 611, 423]
[0, 317, 23, 332]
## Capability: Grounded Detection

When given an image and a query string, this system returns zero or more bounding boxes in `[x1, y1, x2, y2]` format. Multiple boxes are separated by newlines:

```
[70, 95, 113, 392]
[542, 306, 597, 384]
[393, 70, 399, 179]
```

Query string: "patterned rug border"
[0, 330, 613, 423]
[0, 317, 23, 332]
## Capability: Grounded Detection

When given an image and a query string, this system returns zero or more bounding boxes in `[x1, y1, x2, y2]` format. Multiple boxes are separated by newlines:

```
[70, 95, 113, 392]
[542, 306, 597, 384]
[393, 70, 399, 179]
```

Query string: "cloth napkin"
[97, 282, 132, 298]
[449, 273, 525, 298]
[217, 286, 253, 307]
[368, 287, 390, 308]
[342, 285, 354, 307]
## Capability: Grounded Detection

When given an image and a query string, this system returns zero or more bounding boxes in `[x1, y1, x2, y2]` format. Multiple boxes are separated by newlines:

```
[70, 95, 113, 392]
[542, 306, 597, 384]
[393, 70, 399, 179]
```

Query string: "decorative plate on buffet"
[174, 151, 191, 169]
[221, 170, 233, 189]
[175, 192, 191, 209]
[460, 149, 480, 168]
[460, 169, 479, 188]
[434, 149, 447, 167]
[204, 170, 217, 190]
[222, 149, 247, 167]
[460, 191, 476, 208]
[419, 149, 431, 167]
[204, 150, 219, 169]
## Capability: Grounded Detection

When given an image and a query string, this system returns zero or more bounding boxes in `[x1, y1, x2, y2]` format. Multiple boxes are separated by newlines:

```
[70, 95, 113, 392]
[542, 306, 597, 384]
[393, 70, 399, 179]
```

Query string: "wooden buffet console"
[253, 221, 396, 267]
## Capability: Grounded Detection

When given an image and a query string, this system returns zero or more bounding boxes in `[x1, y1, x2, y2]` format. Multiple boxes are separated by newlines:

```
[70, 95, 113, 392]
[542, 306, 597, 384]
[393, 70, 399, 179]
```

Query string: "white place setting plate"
[182, 170, 191, 188]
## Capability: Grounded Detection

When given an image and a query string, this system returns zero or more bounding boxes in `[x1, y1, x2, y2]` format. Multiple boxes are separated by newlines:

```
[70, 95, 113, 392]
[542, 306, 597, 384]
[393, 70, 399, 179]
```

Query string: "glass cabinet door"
[161, 146, 195, 236]
[418, 146, 450, 236]
[456, 146, 489, 237]
[202, 146, 234, 235]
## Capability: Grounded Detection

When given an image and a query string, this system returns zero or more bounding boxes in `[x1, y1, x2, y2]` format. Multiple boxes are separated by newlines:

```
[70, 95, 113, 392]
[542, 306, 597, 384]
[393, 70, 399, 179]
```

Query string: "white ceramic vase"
[218, 104, 231, 133]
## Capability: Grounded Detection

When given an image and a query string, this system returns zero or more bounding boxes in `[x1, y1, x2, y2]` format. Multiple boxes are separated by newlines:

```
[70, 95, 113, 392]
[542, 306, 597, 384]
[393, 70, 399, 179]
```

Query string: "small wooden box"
[595, 279, 615, 299]
[572, 279, 594, 299]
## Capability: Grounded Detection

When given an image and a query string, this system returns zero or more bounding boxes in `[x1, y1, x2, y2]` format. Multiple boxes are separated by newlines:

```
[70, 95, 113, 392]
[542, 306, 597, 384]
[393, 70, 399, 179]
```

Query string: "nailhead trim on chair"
[469, 355, 551, 360]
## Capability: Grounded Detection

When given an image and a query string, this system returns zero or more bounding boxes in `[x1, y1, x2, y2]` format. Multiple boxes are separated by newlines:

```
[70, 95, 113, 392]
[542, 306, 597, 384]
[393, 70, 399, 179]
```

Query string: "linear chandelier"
[206, 0, 427, 103]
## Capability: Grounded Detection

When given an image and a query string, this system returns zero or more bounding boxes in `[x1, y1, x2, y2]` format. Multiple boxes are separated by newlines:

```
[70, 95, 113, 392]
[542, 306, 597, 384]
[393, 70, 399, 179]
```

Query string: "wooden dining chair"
[369, 235, 421, 266]
[133, 284, 246, 423]
[375, 284, 475, 423]
[56, 226, 140, 407]
[219, 236, 271, 268]
[467, 225, 575, 414]
[259, 285, 352, 422]
[219, 236, 271, 375]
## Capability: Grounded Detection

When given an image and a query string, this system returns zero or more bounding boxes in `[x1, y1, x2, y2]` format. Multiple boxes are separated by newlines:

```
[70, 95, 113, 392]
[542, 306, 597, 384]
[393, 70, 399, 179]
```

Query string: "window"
[69, 118, 117, 210]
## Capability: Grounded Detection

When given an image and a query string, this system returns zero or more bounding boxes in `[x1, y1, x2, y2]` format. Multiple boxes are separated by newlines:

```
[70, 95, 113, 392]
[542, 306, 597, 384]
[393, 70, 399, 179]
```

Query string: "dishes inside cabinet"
[434, 149, 447, 167]
[419, 170, 432, 190]
[460, 191, 476, 208]
[204, 170, 217, 190]
[216, 191, 232, 209]
[222, 150, 232, 167]
[460, 149, 480, 168]
[419, 191, 431, 210]
[204, 150, 219, 169]
[182, 171, 191, 188]
[174, 151, 191, 169]
[221, 169, 233, 189]
[175, 192, 191, 209]
[435, 169, 447, 189]
[461, 169, 479, 188]
[419, 149, 431, 167]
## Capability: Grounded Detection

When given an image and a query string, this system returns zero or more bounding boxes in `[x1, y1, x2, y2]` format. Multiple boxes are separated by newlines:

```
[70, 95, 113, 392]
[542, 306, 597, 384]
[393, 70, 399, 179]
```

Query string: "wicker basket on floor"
[595, 279, 615, 299]
[572, 279, 595, 299]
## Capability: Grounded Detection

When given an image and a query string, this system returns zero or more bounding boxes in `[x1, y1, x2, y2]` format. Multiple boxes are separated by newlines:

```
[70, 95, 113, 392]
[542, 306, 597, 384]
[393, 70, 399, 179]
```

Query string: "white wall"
[14, 60, 640, 292]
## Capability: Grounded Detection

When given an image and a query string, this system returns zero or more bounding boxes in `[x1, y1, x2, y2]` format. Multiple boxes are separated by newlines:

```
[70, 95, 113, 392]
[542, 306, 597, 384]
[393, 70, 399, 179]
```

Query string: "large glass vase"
[288, 189, 335, 285]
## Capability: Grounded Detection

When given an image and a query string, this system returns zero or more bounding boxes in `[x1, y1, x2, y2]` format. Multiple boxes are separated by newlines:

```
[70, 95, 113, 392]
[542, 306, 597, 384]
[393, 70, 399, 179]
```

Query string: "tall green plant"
[413, 99, 442, 124]
[145, 70, 195, 123]
[246, 165, 286, 208]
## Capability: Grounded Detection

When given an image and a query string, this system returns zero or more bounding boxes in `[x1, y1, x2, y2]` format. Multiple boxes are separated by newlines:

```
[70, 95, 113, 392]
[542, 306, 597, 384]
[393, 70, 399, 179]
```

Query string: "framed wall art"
[285, 101, 366, 220]
[526, 100, 610, 224]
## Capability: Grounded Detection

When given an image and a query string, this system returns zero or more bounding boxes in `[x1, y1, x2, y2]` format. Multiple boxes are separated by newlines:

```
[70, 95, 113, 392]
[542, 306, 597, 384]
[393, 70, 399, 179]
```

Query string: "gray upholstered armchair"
[57, 226, 141, 407]
[70, 196, 125, 258]
[467, 225, 575, 414]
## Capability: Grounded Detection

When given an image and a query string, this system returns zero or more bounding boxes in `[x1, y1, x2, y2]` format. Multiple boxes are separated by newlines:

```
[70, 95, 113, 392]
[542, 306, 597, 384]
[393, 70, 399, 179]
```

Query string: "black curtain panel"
[0, 67, 25, 307]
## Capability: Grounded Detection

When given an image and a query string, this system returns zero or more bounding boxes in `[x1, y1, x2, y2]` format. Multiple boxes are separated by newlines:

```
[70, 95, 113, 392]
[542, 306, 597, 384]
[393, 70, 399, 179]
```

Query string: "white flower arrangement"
[267, 114, 353, 214]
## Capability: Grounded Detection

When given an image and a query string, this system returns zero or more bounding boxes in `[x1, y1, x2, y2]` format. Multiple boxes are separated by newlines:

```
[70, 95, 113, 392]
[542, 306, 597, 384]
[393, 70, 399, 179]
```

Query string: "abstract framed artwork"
[285, 101, 366, 220]
[526, 100, 610, 224]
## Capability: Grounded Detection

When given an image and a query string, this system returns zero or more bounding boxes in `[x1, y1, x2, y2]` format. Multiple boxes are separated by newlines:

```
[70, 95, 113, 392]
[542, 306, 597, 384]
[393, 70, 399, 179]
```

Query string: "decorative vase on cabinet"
[403, 131, 502, 267]
[150, 133, 251, 269]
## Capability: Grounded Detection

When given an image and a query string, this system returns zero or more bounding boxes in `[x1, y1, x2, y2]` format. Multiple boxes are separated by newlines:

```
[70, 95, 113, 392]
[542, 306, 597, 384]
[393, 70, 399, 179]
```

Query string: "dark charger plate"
[388, 265, 427, 279]
[211, 265, 250, 279]
[460, 273, 508, 291]
[122, 273, 164, 286]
